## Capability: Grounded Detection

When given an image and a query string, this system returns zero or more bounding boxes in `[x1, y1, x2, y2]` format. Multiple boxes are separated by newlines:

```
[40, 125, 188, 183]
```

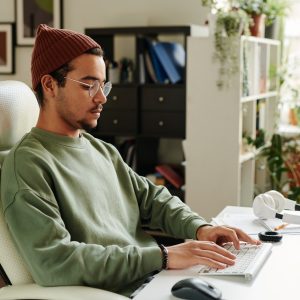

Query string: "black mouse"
[171, 277, 222, 300]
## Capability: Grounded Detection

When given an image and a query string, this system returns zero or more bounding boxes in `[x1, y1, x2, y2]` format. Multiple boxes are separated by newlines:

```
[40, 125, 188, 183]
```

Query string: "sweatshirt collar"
[31, 127, 86, 148]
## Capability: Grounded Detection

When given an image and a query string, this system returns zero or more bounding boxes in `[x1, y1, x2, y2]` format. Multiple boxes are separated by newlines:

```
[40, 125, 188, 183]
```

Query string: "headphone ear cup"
[263, 193, 276, 209]
[265, 190, 285, 212]
[253, 194, 277, 219]
[253, 195, 264, 219]
[258, 231, 283, 243]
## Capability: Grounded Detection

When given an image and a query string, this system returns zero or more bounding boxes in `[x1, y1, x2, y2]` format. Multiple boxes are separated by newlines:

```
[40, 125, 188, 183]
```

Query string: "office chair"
[0, 80, 127, 300]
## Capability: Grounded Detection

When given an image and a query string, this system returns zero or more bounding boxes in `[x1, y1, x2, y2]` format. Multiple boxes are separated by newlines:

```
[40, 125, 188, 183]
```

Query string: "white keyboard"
[198, 243, 272, 280]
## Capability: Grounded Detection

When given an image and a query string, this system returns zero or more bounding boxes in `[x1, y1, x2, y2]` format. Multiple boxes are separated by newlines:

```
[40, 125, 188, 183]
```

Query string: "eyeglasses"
[64, 77, 112, 97]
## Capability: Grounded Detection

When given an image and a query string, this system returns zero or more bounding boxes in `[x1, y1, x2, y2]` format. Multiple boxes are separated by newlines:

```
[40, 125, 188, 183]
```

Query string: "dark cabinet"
[85, 26, 191, 175]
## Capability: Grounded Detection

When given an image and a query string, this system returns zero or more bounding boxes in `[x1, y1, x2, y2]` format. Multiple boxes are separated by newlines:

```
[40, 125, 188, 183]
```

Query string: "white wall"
[0, 0, 208, 86]
[0, 0, 14, 21]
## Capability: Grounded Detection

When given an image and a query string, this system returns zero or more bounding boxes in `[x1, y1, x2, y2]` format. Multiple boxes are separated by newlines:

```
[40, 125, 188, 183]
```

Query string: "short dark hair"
[35, 47, 103, 107]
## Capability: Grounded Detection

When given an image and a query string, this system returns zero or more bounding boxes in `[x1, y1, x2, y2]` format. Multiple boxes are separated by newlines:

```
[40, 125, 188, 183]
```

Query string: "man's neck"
[36, 113, 80, 138]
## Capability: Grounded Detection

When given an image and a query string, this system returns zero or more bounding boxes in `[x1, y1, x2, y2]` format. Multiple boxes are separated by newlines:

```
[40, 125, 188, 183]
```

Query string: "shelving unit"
[186, 35, 280, 220]
[85, 26, 207, 177]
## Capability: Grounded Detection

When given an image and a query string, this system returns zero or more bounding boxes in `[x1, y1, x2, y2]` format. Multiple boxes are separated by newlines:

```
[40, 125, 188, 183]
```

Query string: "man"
[1, 24, 259, 297]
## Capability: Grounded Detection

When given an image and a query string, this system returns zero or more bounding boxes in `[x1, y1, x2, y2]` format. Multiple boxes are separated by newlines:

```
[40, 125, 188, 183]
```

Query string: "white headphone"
[253, 190, 300, 224]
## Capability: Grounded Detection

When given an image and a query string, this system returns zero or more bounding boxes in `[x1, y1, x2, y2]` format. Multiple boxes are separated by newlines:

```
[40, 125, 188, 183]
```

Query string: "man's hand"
[165, 225, 261, 270]
[166, 240, 236, 269]
[196, 225, 261, 250]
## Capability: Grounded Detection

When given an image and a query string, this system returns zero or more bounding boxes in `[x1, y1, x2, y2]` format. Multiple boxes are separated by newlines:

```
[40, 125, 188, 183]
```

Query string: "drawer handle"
[113, 119, 118, 125]
[158, 121, 164, 127]
[112, 95, 118, 101]
[158, 96, 164, 102]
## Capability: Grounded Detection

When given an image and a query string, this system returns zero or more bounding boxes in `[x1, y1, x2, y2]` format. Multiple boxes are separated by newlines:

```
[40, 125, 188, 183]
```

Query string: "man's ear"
[40, 75, 57, 98]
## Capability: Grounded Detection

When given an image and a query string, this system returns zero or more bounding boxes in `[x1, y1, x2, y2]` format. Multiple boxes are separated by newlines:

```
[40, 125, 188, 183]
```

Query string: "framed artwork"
[16, 0, 63, 46]
[0, 23, 14, 74]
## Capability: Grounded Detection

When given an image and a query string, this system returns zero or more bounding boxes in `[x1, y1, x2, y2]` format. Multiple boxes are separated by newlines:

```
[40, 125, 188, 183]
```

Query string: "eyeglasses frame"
[64, 77, 112, 97]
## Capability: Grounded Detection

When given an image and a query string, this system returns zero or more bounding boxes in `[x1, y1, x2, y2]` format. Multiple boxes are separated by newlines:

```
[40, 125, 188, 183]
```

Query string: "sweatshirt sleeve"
[4, 190, 162, 294]
[127, 168, 210, 240]
[102, 140, 209, 240]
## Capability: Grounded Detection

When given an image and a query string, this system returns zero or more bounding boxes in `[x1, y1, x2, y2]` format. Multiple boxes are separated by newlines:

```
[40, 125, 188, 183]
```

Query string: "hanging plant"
[214, 9, 251, 89]
[201, 1, 252, 88]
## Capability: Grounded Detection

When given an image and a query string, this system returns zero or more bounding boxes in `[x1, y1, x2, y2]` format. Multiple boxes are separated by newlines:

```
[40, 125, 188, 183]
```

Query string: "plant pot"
[265, 18, 279, 39]
[250, 14, 266, 37]
[265, 23, 275, 39]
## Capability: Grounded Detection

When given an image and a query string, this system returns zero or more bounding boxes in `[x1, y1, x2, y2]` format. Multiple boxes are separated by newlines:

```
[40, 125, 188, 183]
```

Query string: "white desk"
[135, 206, 299, 300]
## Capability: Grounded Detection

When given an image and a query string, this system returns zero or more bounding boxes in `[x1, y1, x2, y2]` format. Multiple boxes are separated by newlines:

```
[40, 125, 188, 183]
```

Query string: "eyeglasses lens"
[89, 81, 100, 98]
[90, 81, 112, 97]
[103, 82, 112, 97]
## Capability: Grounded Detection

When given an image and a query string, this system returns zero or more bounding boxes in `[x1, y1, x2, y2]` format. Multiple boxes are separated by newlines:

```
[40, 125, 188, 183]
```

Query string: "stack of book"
[155, 164, 184, 189]
[140, 38, 185, 84]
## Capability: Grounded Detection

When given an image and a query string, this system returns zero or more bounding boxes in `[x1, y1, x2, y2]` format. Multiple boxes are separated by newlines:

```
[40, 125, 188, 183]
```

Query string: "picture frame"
[0, 23, 14, 74]
[16, 0, 63, 46]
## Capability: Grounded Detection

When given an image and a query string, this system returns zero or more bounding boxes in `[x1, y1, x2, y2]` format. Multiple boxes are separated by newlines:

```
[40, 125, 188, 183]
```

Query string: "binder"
[145, 39, 169, 84]
[144, 50, 158, 83]
[151, 41, 185, 84]
[139, 53, 146, 84]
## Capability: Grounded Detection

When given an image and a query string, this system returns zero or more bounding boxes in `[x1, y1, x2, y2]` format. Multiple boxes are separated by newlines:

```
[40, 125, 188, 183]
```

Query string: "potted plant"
[238, 0, 268, 37]
[257, 133, 300, 203]
[201, 0, 288, 89]
[281, 136, 300, 203]
[259, 133, 287, 191]
[201, 1, 251, 88]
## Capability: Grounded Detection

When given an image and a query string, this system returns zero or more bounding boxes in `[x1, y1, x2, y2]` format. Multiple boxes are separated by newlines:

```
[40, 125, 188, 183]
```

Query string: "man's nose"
[93, 89, 107, 104]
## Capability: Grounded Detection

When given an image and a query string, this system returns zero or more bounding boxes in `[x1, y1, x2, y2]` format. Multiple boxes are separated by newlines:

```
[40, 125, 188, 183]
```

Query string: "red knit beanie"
[31, 24, 101, 91]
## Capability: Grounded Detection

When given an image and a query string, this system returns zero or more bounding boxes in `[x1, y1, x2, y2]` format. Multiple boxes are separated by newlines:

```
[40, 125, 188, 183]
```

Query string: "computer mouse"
[171, 277, 222, 300]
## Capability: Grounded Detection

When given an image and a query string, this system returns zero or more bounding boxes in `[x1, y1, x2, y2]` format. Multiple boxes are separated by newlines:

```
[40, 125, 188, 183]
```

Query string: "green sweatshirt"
[1, 128, 208, 296]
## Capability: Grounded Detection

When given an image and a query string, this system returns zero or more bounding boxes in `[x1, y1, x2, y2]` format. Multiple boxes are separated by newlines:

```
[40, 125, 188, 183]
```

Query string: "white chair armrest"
[0, 283, 128, 300]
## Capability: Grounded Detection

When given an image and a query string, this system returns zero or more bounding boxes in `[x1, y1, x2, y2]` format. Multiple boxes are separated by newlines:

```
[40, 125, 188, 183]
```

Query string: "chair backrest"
[0, 80, 39, 285]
